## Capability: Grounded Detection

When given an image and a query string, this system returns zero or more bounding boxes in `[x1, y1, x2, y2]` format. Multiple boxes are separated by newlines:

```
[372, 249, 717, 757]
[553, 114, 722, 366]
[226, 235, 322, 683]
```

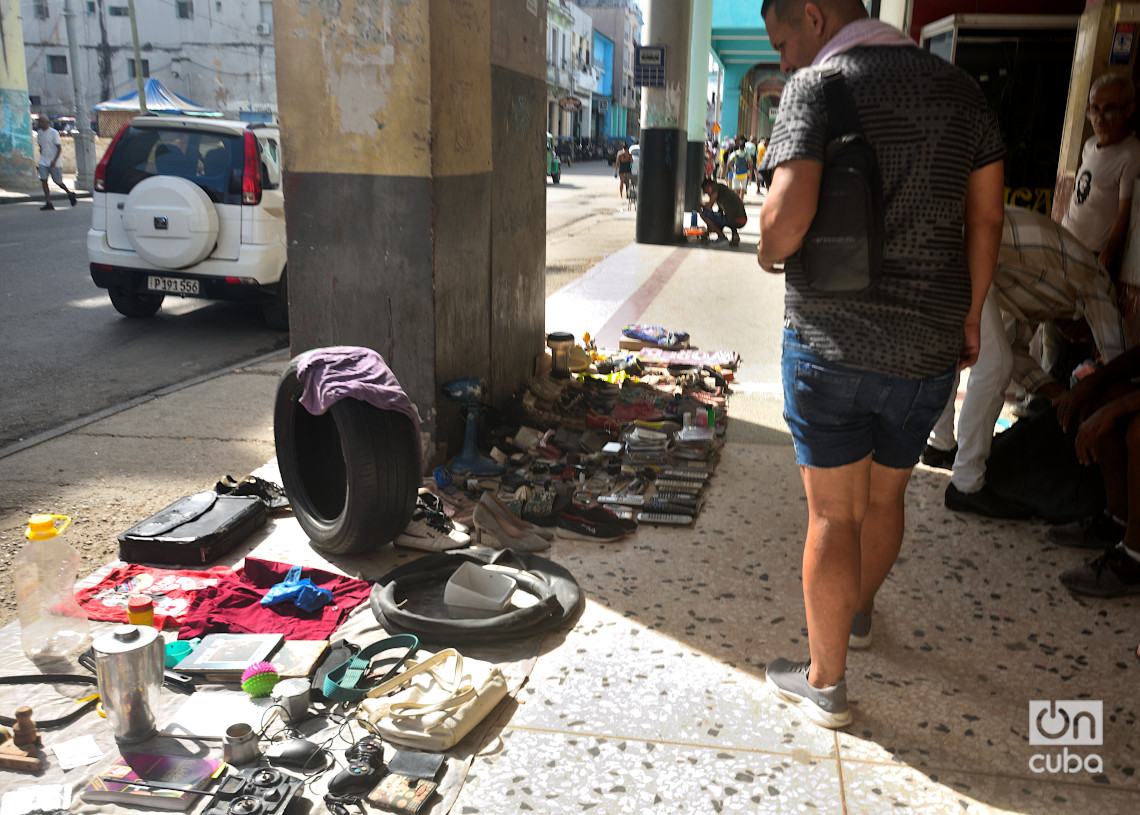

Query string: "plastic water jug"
[14, 514, 92, 660]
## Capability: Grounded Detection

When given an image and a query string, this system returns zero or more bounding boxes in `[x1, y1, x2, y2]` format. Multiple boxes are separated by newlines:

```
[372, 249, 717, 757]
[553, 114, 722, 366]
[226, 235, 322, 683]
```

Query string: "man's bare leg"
[799, 455, 870, 688]
[856, 462, 914, 615]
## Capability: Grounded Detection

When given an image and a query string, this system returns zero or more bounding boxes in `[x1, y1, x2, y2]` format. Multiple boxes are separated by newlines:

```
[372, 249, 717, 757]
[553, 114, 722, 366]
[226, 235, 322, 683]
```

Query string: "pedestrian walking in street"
[755, 0, 1005, 729]
[615, 143, 633, 199]
[35, 114, 77, 211]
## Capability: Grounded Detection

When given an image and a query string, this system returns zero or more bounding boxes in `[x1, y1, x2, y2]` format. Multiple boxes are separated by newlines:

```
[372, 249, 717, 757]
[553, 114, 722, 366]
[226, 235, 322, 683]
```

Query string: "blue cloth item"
[260, 565, 334, 613]
[781, 328, 954, 469]
[621, 325, 690, 350]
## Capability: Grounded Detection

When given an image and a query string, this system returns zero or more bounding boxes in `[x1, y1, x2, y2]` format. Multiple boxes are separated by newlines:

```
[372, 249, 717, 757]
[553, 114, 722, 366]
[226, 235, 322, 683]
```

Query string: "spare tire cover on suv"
[121, 176, 220, 269]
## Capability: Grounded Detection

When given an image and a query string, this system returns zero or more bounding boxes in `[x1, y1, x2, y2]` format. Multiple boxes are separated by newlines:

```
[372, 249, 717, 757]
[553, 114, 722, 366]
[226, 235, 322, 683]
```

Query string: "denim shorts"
[703, 210, 746, 230]
[781, 328, 956, 469]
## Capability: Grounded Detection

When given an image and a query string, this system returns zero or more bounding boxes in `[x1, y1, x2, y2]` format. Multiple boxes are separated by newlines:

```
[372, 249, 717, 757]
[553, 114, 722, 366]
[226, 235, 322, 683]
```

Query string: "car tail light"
[94, 122, 130, 192]
[90, 263, 114, 272]
[242, 130, 262, 205]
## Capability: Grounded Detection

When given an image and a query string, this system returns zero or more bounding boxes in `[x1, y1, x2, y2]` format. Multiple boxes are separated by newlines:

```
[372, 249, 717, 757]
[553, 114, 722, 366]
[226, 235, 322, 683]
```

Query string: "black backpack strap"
[818, 66, 863, 139]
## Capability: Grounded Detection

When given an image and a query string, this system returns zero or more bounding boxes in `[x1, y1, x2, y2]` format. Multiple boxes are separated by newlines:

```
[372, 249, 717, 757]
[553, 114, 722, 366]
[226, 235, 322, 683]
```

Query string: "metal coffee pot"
[92, 624, 164, 742]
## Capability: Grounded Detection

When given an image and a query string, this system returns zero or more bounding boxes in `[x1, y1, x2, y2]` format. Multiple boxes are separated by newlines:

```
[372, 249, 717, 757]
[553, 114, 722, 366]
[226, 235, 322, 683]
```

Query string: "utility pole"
[127, 0, 147, 113]
[62, 0, 95, 190]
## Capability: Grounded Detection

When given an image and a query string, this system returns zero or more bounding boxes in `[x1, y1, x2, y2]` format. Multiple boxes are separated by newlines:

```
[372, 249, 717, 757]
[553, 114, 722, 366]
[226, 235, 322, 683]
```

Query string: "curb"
[0, 190, 93, 205]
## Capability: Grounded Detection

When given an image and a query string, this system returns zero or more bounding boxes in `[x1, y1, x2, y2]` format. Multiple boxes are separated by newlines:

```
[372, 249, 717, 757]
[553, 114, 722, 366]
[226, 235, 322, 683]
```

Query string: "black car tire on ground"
[262, 268, 289, 331]
[274, 354, 419, 554]
[108, 287, 164, 318]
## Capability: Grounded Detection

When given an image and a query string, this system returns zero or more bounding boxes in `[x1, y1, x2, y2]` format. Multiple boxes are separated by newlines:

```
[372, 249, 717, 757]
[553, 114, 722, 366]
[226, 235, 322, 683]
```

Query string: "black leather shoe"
[920, 444, 957, 470]
[945, 483, 1032, 519]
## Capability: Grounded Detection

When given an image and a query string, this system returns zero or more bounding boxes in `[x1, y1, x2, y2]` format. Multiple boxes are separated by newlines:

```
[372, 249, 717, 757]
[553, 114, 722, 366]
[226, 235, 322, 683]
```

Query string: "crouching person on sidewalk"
[1052, 345, 1140, 597]
[698, 177, 747, 246]
[754, 0, 1005, 729]
[924, 207, 1128, 519]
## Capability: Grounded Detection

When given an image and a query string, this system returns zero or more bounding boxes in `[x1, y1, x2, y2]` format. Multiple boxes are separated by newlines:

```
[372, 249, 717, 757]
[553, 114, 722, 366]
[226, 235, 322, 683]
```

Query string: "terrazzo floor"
[445, 443, 1139, 815]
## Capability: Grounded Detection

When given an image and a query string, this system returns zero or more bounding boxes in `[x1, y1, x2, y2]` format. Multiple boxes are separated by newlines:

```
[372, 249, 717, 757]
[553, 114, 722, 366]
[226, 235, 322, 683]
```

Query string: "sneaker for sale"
[1059, 545, 1140, 597]
[395, 497, 471, 551]
[556, 505, 630, 541]
[764, 658, 852, 729]
[1049, 512, 1126, 550]
[849, 611, 872, 650]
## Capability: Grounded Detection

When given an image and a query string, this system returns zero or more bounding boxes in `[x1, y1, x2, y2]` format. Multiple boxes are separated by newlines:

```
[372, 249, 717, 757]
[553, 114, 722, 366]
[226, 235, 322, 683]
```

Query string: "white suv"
[88, 115, 288, 329]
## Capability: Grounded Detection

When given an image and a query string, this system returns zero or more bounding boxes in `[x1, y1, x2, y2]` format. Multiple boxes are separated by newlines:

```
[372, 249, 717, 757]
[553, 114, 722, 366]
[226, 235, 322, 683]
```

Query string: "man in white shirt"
[35, 114, 77, 211]
[1034, 74, 1140, 394]
[1062, 73, 1140, 278]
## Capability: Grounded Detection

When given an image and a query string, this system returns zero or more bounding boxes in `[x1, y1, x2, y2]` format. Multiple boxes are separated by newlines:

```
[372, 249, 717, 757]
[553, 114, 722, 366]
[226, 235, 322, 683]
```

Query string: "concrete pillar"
[274, 0, 546, 463]
[718, 63, 749, 139]
[0, 0, 37, 192]
[636, 0, 693, 245]
[685, 0, 714, 211]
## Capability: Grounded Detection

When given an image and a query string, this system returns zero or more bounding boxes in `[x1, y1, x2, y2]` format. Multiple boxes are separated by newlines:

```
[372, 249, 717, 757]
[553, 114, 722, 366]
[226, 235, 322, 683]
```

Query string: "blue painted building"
[592, 30, 615, 142]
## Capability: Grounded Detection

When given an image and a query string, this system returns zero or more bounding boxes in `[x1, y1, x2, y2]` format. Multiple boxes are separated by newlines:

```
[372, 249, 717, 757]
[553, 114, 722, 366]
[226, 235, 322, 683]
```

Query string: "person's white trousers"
[927, 292, 1013, 493]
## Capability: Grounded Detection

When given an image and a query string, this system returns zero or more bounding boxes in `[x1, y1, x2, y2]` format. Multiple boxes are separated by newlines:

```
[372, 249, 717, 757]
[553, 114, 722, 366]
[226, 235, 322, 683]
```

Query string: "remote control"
[661, 468, 709, 481]
[599, 493, 644, 506]
[653, 479, 703, 495]
[652, 492, 698, 507]
[644, 497, 695, 515]
[637, 512, 694, 525]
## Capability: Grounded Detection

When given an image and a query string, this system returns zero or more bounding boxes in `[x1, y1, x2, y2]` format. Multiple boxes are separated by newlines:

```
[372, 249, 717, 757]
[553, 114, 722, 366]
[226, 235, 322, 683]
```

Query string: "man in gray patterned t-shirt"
[755, 0, 1005, 729]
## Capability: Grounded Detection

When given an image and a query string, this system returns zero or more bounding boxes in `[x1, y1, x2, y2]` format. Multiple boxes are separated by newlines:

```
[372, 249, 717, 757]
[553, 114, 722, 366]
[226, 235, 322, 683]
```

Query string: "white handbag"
[357, 648, 508, 752]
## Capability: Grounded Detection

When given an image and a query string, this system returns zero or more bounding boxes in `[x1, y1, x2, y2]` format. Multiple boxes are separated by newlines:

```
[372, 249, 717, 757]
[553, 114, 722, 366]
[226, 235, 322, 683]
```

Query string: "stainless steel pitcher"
[93, 624, 164, 742]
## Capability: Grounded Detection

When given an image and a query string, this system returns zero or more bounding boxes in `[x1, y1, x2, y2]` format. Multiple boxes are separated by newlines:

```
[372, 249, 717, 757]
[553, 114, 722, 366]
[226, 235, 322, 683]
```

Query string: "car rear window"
[103, 126, 244, 204]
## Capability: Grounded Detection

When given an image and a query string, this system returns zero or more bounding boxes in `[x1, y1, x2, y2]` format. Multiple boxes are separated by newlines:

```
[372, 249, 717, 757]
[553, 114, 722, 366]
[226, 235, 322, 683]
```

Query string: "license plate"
[147, 276, 200, 296]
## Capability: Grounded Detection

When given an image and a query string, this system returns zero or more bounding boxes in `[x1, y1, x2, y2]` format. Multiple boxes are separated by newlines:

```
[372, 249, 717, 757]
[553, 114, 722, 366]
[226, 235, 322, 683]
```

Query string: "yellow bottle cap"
[26, 514, 71, 540]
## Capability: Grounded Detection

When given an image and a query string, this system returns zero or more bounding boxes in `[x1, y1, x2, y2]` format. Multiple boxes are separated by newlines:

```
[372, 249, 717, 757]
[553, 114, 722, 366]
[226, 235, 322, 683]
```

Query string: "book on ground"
[81, 751, 226, 811]
[173, 632, 283, 677]
[269, 639, 330, 678]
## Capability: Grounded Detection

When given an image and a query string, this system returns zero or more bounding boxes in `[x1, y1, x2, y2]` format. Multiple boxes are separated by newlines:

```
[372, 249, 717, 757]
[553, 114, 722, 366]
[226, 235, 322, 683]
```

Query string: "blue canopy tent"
[93, 79, 220, 135]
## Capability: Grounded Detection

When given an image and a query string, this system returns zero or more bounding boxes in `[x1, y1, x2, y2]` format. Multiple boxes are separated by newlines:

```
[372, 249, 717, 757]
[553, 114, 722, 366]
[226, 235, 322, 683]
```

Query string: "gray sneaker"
[764, 658, 853, 729]
[849, 611, 872, 650]
[1060, 545, 1140, 597]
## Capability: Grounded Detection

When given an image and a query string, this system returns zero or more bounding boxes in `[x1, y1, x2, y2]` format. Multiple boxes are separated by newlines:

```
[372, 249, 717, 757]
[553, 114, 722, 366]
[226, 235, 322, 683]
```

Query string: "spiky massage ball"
[240, 661, 280, 697]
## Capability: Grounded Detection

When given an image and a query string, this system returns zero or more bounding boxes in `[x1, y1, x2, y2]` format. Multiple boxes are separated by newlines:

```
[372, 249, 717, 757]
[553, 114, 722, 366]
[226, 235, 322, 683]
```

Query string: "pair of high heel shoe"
[471, 492, 553, 552]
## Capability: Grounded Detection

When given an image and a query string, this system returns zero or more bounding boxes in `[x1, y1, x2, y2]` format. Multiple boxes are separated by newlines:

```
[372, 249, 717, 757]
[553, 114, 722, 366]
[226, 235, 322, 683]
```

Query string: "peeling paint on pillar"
[277, 0, 431, 176]
[276, 0, 544, 463]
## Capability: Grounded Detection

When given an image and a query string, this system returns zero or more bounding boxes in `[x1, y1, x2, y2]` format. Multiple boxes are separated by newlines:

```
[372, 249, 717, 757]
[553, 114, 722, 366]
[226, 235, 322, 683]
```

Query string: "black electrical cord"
[0, 674, 98, 728]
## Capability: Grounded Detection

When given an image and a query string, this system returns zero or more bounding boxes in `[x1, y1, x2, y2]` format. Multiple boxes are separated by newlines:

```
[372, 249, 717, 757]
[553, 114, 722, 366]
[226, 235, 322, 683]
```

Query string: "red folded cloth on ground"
[177, 557, 372, 640]
[76, 564, 236, 630]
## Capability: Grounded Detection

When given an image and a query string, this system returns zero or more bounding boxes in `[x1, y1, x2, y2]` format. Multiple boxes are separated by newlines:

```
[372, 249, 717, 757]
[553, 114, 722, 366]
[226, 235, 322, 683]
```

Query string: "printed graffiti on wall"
[1004, 186, 1053, 215]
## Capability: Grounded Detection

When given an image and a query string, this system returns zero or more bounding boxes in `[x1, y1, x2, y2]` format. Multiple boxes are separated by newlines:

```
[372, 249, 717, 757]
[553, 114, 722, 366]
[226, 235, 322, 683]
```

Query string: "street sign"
[634, 45, 666, 87]
[559, 97, 582, 112]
